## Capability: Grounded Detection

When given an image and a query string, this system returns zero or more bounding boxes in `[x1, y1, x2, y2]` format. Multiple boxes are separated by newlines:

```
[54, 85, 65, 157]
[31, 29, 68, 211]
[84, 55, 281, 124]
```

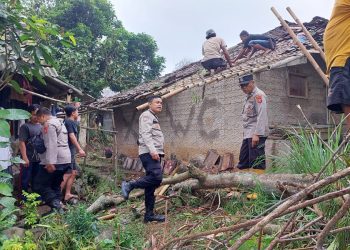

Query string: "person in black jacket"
[232, 30, 276, 63]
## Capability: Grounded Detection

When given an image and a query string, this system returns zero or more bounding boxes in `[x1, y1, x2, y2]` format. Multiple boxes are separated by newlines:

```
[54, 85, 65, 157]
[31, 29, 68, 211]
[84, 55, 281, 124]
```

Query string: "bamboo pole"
[286, 7, 326, 61]
[136, 51, 297, 111]
[136, 71, 233, 111]
[8, 83, 66, 103]
[111, 110, 119, 186]
[271, 7, 329, 86]
[83, 111, 90, 167]
[80, 105, 113, 112]
[79, 125, 117, 134]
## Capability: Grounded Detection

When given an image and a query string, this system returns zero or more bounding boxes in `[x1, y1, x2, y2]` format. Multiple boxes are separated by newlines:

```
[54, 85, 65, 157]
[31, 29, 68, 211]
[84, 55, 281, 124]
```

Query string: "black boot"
[50, 199, 64, 214]
[121, 181, 134, 200]
[144, 213, 165, 223]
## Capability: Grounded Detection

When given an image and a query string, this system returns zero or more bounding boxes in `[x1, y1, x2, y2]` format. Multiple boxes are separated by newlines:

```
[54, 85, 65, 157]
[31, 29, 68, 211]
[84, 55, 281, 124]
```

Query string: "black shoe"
[144, 214, 165, 223]
[121, 181, 132, 200]
[50, 199, 62, 209]
[49, 199, 64, 215]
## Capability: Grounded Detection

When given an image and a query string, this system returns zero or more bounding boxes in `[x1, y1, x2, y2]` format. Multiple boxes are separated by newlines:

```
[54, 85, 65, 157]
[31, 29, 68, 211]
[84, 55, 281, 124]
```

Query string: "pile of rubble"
[120, 149, 235, 175]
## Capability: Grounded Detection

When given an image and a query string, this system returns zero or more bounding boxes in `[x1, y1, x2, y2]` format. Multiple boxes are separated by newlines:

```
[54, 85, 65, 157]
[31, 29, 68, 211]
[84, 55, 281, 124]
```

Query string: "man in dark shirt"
[232, 30, 275, 63]
[19, 104, 42, 193]
[61, 105, 85, 203]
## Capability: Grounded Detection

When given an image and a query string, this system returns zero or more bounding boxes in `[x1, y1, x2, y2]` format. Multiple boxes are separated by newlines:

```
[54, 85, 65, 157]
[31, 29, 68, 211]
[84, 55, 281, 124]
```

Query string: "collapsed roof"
[91, 16, 328, 109]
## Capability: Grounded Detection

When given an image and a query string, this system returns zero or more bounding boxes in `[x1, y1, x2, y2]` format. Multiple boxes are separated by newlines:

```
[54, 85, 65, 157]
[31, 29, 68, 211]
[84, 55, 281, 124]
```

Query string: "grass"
[114, 215, 146, 249]
[266, 124, 350, 249]
[268, 125, 350, 175]
[223, 183, 279, 218]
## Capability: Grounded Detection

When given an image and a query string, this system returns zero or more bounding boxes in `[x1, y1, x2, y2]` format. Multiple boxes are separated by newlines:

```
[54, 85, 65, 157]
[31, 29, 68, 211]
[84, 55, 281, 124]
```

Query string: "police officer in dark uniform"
[237, 74, 269, 170]
[121, 95, 165, 223]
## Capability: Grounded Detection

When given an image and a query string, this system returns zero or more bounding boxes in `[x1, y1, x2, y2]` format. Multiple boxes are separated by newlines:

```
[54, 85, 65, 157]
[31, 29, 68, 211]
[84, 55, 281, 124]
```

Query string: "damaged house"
[90, 17, 329, 168]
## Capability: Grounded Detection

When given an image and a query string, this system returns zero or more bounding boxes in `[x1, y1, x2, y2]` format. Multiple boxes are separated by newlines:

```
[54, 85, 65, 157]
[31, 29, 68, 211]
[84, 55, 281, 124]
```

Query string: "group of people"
[121, 73, 269, 223]
[18, 103, 85, 213]
[201, 29, 276, 75]
[14, 0, 350, 224]
[122, 0, 350, 224]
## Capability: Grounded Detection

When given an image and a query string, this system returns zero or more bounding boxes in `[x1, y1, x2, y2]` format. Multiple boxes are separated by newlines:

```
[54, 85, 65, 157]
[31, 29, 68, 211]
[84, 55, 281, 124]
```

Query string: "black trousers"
[20, 161, 40, 192]
[237, 137, 267, 170]
[131, 153, 163, 215]
[327, 57, 350, 113]
[33, 164, 70, 206]
[201, 58, 227, 70]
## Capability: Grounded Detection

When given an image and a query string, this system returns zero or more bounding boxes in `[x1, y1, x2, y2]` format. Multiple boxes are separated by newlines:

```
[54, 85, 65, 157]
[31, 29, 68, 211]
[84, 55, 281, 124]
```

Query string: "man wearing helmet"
[201, 29, 232, 75]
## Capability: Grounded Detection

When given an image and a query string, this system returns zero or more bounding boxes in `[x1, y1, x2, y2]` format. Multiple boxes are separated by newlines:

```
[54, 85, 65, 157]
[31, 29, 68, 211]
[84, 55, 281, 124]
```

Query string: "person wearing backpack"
[18, 104, 42, 194]
[33, 107, 71, 213]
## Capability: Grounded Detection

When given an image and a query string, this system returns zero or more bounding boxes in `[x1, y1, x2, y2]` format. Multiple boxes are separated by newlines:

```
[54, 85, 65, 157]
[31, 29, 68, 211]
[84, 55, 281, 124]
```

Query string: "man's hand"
[23, 157, 30, 167]
[252, 135, 260, 148]
[78, 149, 86, 157]
[150, 152, 160, 161]
[45, 164, 56, 173]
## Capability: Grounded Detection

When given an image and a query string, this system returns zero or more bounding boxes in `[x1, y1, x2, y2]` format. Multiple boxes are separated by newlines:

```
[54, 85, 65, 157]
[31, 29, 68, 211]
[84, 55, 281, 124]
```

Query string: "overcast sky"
[110, 0, 334, 74]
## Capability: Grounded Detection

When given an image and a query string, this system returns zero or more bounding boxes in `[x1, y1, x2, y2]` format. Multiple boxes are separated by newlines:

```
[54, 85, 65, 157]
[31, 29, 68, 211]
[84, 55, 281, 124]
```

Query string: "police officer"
[121, 95, 165, 223]
[237, 74, 269, 170]
[33, 107, 71, 213]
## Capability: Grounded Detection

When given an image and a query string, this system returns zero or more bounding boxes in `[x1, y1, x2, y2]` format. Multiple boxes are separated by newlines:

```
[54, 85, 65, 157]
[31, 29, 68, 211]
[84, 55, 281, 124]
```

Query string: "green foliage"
[21, 192, 41, 227]
[38, 210, 98, 249]
[229, 234, 273, 250]
[114, 216, 146, 249]
[1, 231, 37, 250]
[37, 215, 72, 249]
[0, 108, 30, 234]
[0, 0, 75, 92]
[22, 0, 165, 97]
[1, 0, 70, 236]
[223, 183, 279, 218]
[64, 205, 99, 242]
[269, 126, 348, 175]
[0, 199, 17, 233]
[0, 108, 30, 233]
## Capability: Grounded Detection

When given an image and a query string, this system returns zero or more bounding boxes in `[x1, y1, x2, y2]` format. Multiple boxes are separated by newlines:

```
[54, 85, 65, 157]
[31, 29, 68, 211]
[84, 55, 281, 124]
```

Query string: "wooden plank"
[220, 153, 234, 172]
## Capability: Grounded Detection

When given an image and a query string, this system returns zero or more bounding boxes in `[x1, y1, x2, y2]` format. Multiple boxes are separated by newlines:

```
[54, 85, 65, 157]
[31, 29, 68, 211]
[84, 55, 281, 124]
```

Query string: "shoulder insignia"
[255, 95, 263, 104]
[142, 116, 150, 123]
[43, 124, 49, 134]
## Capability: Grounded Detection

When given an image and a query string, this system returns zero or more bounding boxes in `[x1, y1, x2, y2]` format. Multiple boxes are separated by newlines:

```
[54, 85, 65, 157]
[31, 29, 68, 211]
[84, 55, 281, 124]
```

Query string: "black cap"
[239, 74, 253, 85]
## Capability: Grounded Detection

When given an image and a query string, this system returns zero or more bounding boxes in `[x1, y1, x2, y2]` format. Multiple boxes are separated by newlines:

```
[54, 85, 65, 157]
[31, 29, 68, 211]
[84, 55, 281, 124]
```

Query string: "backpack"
[28, 120, 63, 156]
[28, 132, 46, 155]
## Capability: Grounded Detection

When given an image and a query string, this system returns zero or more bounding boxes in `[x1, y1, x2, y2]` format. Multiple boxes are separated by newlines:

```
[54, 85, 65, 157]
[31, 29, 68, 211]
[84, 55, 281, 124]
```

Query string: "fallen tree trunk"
[88, 166, 314, 213]
[163, 166, 313, 196]
[87, 190, 144, 213]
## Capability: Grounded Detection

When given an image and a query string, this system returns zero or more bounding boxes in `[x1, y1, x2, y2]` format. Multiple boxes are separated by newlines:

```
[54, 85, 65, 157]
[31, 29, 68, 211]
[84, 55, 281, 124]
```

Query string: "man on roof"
[201, 29, 233, 76]
[232, 30, 276, 63]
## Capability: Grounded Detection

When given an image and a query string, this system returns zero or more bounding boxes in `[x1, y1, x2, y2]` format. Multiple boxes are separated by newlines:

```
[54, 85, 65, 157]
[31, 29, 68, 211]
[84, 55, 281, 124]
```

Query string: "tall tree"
[23, 0, 165, 97]
[0, 0, 73, 233]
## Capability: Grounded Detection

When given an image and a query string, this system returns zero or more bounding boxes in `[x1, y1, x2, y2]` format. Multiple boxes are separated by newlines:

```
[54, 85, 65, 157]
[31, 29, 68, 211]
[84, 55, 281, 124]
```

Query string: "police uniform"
[237, 76, 269, 170]
[122, 109, 165, 222]
[33, 117, 71, 209]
